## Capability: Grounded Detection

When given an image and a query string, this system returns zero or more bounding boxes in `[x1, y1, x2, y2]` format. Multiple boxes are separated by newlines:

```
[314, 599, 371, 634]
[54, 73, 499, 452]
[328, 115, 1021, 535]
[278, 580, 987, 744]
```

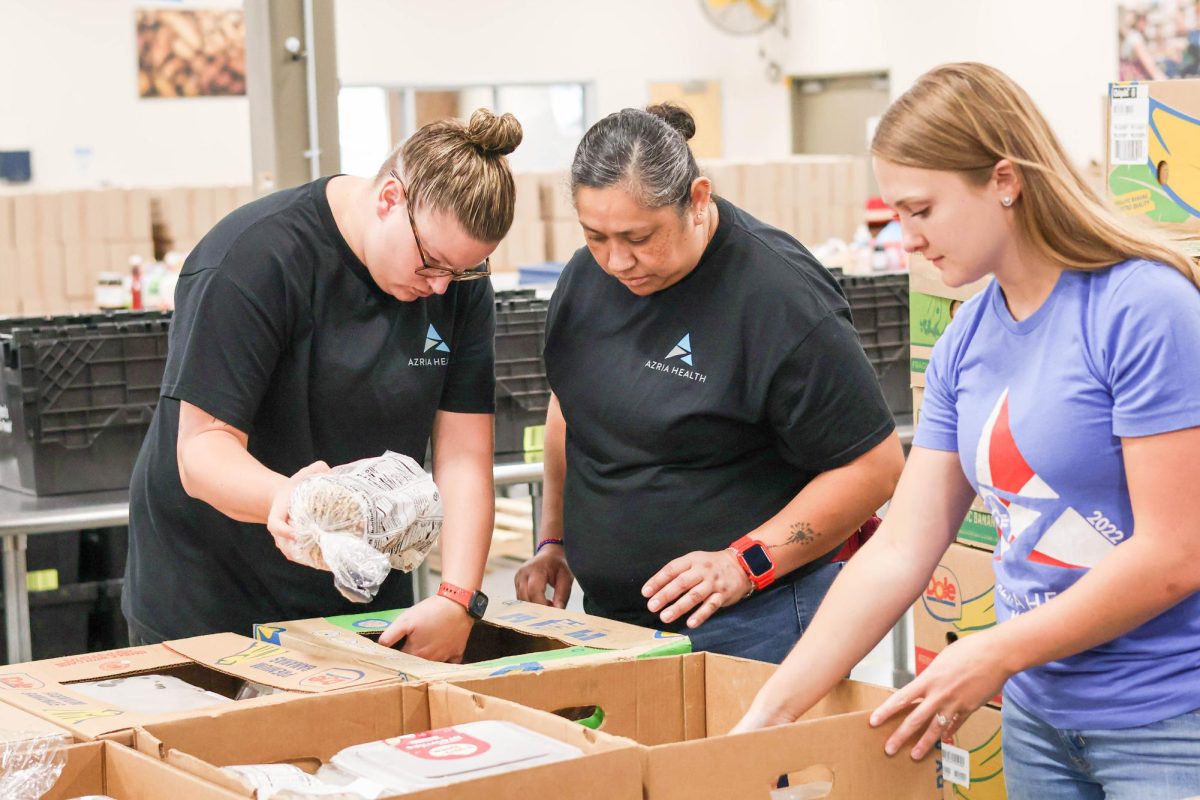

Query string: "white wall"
[334, 0, 792, 164]
[786, 0, 1121, 167]
[0, 0, 250, 190]
[1, 0, 1126, 190]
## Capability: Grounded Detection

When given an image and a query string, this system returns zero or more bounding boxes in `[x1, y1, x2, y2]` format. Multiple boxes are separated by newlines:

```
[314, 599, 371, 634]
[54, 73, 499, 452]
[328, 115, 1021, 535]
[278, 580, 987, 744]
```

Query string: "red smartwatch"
[437, 581, 489, 620]
[727, 535, 776, 592]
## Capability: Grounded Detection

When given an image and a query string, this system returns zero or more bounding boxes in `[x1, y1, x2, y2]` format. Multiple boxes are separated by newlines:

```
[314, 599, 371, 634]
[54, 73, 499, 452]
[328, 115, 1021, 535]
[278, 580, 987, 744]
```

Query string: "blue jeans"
[686, 561, 842, 664]
[1003, 692, 1200, 799]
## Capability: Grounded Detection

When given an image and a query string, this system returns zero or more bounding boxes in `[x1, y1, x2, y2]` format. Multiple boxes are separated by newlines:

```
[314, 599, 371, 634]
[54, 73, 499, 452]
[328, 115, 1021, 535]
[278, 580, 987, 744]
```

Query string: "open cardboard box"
[133, 680, 643, 800]
[34, 740, 244, 799]
[940, 705, 1006, 800]
[455, 652, 942, 799]
[0, 632, 399, 743]
[254, 598, 690, 682]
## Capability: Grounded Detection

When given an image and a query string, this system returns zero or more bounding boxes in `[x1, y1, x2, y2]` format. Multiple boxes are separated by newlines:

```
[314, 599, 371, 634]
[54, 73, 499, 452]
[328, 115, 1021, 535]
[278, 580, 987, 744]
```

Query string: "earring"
[1002, 196, 1013, 207]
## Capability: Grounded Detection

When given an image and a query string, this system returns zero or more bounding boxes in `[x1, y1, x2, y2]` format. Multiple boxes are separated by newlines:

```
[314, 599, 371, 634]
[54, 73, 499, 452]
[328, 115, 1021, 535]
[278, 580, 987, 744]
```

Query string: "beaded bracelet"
[535, 537, 565, 554]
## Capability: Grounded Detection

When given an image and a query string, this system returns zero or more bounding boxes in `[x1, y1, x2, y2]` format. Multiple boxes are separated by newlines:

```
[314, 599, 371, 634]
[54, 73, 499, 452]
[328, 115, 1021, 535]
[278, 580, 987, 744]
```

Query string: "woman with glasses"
[124, 110, 519, 662]
[514, 103, 904, 663]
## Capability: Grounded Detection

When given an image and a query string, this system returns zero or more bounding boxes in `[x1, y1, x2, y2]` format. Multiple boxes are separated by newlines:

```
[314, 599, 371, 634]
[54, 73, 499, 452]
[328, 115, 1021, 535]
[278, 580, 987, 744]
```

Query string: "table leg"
[3, 533, 31, 664]
[892, 608, 914, 688]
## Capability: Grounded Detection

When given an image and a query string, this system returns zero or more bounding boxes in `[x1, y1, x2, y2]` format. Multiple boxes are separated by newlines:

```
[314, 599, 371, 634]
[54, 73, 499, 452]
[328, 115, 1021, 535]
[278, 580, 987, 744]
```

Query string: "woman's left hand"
[869, 630, 1013, 760]
[642, 549, 753, 628]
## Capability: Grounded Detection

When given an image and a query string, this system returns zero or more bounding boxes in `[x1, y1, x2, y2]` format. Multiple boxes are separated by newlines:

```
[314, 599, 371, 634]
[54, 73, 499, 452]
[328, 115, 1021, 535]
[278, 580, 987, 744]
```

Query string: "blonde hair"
[378, 108, 523, 243]
[872, 62, 1199, 288]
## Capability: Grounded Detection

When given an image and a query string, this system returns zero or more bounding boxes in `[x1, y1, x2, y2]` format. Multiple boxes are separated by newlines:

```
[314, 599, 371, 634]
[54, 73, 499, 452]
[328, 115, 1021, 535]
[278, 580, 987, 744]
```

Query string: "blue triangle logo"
[665, 333, 693, 366]
[425, 323, 450, 353]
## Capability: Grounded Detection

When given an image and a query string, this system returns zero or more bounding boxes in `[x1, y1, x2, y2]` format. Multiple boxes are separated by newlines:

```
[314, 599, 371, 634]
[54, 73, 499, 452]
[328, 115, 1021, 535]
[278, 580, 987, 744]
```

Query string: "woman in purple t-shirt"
[734, 63, 1200, 799]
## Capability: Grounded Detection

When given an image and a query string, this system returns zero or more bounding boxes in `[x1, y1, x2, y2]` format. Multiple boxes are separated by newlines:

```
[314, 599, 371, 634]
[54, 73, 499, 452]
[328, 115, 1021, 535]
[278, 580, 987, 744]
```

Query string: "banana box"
[939, 706, 1006, 800]
[911, 384, 997, 552]
[913, 543, 1001, 707]
[909, 253, 991, 389]
[1107, 79, 1200, 256]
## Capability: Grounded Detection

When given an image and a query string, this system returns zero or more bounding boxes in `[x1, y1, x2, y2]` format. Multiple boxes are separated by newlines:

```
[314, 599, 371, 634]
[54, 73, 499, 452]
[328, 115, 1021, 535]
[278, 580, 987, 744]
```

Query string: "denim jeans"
[1002, 692, 1200, 799]
[685, 561, 842, 664]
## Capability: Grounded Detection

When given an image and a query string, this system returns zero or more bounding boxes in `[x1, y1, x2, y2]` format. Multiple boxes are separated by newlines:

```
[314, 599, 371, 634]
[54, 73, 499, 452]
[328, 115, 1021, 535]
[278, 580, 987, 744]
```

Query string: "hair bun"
[645, 102, 696, 141]
[466, 109, 523, 156]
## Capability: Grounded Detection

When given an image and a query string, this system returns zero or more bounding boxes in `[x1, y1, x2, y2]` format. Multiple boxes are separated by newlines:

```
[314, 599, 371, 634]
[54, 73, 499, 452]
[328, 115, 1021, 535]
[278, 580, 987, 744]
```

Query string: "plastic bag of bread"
[285, 451, 443, 603]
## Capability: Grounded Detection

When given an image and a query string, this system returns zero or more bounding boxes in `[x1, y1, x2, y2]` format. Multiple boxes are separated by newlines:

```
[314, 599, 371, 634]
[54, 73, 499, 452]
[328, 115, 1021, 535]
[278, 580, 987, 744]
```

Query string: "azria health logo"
[666, 334, 693, 366]
[645, 331, 706, 383]
[410, 323, 450, 366]
[425, 324, 450, 353]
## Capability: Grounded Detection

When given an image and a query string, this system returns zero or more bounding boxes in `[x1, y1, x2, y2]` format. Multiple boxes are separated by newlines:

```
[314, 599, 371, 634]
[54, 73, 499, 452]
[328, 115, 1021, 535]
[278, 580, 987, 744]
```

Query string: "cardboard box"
[0, 246, 20, 314]
[128, 188, 153, 241]
[0, 194, 14, 247]
[254, 598, 690, 683]
[913, 543, 1000, 707]
[1106, 79, 1200, 255]
[0, 698, 75, 745]
[37, 243, 68, 314]
[134, 681, 643, 800]
[538, 171, 574, 220]
[502, 219, 548, 268]
[699, 160, 746, 208]
[909, 252, 991, 388]
[940, 705, 1006, 799]
[41, 740, 244, 799]
[457, 652, 941, 799]
[0, 632, 399, 742]
[546, 219, 584, 263]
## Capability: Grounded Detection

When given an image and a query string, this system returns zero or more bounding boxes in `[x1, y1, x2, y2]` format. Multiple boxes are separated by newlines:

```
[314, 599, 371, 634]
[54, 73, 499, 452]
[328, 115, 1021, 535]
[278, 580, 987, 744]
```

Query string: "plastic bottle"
[129, 256, 144, 310]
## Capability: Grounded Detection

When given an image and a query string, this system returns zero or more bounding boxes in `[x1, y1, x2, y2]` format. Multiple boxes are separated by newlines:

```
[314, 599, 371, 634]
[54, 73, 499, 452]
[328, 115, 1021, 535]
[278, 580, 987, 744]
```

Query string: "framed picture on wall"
[1119, 1, 1200, 80]
[136, 8, 246, 98]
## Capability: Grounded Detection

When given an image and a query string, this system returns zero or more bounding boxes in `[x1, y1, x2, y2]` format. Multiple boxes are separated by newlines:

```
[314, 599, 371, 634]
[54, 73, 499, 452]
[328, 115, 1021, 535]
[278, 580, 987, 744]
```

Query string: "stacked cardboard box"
[42, 741, 244, 799]
[151, 185, 254, 256]
[909, 252, 996, 549]
[702, 155, 868, 245]
[486, 172, 547, 272]
[538, 170, 584, 265]
[0, 189, 154, 315]
[1105, 78, 1200, 258]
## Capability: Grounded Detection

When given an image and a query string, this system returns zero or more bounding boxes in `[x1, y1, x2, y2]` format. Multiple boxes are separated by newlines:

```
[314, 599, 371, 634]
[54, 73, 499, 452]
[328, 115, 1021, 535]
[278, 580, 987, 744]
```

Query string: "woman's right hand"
[265, 460, 331, 559]
[515, 544, 574, 608]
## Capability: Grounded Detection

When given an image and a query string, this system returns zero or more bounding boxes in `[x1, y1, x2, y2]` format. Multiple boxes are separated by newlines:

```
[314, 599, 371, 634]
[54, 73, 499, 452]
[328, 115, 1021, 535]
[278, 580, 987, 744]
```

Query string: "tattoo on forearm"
[770, 521, 818, 549]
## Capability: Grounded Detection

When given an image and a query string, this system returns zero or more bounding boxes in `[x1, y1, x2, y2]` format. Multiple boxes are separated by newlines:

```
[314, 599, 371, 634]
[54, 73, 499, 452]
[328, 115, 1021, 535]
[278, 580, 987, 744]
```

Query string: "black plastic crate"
[79, 526, 129, 583]
[495, 394, 547, 459]
[833, 273, 911, 416]
[0, 581, 100, 663]
[0, 311, 171, 495]
[27, 531, 82, 588]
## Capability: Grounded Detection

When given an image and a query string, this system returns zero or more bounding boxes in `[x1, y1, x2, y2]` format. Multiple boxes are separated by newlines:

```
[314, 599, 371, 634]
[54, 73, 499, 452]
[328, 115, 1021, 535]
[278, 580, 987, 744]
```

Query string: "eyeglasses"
[390, 170, 491, 281]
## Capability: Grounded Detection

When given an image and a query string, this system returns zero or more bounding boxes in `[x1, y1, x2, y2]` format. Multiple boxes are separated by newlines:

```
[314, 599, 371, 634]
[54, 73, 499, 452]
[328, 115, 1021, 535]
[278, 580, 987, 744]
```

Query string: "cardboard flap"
[645, 709, 938, 799]
[0, 645, 190, 686]
[701, 653, 776, 736]
[40, 741, 104, 800]
[485, 599, 683, 651]
[909, 252, 992, 300]
[0, 699, 75, 745]
[164, 632, 396, 692]
[103, 741, 246, 799]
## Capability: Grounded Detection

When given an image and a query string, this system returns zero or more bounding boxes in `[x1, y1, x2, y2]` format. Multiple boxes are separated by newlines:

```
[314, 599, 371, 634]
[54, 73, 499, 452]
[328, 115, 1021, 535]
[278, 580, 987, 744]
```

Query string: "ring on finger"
[935, 712, 949, 727]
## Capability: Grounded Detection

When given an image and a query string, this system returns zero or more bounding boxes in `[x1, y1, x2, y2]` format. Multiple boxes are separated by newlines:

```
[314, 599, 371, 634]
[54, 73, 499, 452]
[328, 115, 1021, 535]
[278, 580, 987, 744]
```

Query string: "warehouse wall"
[1, 0, 1126, 190]
[786, 0, 1121, 167]
[334, 0, 792, 165]
[0, 0, 250, 189]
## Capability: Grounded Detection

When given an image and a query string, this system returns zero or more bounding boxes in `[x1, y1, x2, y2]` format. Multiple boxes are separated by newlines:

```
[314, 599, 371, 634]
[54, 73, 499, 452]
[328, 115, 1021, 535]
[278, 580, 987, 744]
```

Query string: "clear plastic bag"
[222, 763, 385, 799]
[285, 451, 443, 603]
[0, 731, 71, 800]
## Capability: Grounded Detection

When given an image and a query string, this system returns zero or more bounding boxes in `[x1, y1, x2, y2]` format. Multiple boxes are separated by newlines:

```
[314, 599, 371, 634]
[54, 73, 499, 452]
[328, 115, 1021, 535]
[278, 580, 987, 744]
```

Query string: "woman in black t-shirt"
[514, 104, 904, 663]
[124, 110, 519, 659]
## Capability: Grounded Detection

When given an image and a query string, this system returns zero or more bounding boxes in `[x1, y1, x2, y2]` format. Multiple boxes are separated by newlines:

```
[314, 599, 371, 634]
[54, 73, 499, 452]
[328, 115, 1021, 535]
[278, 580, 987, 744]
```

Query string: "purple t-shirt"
[915, 259, 1200, 729]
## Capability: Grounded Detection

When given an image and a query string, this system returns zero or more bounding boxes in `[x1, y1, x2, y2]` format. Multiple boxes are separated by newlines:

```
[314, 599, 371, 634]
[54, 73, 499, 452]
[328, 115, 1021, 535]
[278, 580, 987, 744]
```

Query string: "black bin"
[0, 581, 101, 663]
[494, 291, 550, 459]
[834, 272, 911, 417]
[0, 311, 171, 495]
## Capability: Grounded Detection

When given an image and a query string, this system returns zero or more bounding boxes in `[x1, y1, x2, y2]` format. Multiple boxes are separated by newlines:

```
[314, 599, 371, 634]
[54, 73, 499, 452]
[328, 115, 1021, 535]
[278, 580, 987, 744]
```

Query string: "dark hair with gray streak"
[570, 102, 700, 213]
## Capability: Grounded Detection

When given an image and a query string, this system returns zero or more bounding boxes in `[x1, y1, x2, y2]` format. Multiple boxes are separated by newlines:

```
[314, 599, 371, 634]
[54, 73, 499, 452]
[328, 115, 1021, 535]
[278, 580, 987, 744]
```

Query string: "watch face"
[741, 544, 773, 577]
[468, 591, 489, 619]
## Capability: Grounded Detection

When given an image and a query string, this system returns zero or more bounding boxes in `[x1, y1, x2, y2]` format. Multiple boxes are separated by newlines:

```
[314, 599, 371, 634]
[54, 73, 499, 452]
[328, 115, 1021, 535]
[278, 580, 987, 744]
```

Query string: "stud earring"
[1002, 196, 1014, 207]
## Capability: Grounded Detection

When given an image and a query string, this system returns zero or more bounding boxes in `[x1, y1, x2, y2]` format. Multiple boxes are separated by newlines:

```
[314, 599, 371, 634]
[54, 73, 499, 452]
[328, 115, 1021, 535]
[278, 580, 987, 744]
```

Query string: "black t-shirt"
[124, 177, 495, 640]
[544, 197, 893, 629]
